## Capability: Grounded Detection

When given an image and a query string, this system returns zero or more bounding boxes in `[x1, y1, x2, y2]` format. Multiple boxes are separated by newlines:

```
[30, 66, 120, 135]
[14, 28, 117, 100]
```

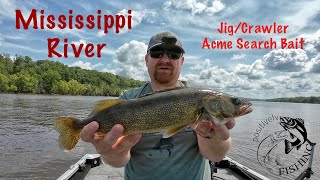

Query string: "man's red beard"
[153, 62, 175, 84]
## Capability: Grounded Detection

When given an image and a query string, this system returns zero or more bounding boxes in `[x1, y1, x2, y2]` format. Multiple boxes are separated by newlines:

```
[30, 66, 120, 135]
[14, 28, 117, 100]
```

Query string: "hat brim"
[148, 43, 185, 53]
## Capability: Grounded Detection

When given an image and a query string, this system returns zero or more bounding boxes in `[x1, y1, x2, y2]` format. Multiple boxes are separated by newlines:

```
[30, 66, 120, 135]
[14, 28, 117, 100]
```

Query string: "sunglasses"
[148, 48, 183, 60]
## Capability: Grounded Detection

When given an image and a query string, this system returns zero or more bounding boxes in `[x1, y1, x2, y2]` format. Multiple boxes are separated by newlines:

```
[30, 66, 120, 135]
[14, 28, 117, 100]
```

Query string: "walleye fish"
[54, 88, 252, 151]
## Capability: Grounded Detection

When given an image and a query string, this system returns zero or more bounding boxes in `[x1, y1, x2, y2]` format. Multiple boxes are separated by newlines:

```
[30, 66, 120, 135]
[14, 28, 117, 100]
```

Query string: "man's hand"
[194, 118, 235, 140]
[80, 121, 142, 167]
[194, 118, 235, 162]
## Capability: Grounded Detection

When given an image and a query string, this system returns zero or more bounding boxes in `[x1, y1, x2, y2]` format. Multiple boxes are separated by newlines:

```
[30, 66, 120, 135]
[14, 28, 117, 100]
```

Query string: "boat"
[57, 142, 316, 180]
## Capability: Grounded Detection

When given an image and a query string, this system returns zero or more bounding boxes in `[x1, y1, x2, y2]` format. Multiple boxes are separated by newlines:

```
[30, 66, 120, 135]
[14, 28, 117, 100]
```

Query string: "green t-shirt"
[119, 81, 211, 180]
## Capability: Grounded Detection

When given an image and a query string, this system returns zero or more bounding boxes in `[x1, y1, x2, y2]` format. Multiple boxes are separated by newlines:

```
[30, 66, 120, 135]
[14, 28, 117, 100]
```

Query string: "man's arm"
[195, 120, 235, 162]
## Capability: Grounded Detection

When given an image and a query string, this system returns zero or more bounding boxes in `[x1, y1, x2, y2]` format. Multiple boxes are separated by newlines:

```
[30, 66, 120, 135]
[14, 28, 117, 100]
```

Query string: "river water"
[0, 94, 319, 180]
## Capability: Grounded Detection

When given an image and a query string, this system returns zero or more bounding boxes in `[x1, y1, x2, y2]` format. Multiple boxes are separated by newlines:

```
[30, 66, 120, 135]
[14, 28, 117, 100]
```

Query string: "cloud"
[164, 0, 225, 15]
[306, 54, 320, 73]
[301, 29, 320, 53]
[225, 77, 255, 90]
[69, 61, 92, 70]
[285, 79, 312, 91]
[116, 9, 156, 34]
[262, 49, 308, 72]
[48, 27, 85, 39]
[96, 30, 106, 37]
[100, 48, 116, 56]
[234, 59, 265, 79]
[206, 0, 225, 15]
[259, 80, 276, 90]
[64, 39, 115, 56]
[71, 39, 87, 47]
[140, 9, 157, 24]
[182, 59, 254, 93]
[199, 69, 212, 79]
[295, 80, 312, 90]
[231, 54, 246, 60]
[282, 1, 320, 32]
[2, 0, 320, 99]
[257, 76, 314, 97]
[182, 56, 319, 98]
[5, 34, 30, 40]
[69, 61, 103, 70]
[270, 75, 291, 84]
[190, 59, 211, 70]
[113, 40, 146, 65]
[0, 0, 16, 19]
[6, 42, 47, 54]
[109, 40, 149, 80]
[289, 72, 307, 79]
[8, 55, 16, 61]
[92, 63, 104, 69]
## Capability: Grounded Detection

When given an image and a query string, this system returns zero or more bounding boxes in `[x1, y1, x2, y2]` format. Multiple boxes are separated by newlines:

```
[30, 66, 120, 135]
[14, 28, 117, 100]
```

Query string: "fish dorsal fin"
[89, 99, 124, 116]
[162, 124, 188, 138]
[138, 87, 187, 98]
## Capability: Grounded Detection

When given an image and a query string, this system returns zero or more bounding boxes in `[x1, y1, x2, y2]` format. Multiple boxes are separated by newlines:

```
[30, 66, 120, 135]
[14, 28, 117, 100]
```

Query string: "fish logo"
[255, 115, 314, 175]
[279, 117, 307, 154]
[152, 137, 174, 157]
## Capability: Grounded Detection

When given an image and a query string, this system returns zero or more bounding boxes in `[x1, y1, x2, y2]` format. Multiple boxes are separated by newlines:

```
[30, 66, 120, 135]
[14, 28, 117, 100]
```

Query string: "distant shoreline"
[1, 92, 319, 104]
[0, 92, 117, 98]
[0, 54, 144, 96]
[249, 97, 320, 104]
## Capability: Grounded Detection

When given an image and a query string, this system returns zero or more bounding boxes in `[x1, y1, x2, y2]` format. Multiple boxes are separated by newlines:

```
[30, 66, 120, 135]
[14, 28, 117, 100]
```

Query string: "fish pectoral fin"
[296, 144, 302, 150]
[163, 125, 188, 138]
[197, 112, 210, 122]
[285, 139, 293, 154]
[190, 121, 199, 130]
[289, 132, 295, 139]
[89, 99, 124, 116]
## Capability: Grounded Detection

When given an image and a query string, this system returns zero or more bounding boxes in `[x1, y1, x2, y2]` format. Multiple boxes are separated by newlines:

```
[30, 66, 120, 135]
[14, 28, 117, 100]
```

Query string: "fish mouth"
[239, 102, 253, 116]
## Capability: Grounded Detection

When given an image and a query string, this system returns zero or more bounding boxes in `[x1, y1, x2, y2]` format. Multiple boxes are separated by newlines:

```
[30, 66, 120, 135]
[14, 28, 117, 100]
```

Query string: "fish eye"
[232, 97, 242, 106]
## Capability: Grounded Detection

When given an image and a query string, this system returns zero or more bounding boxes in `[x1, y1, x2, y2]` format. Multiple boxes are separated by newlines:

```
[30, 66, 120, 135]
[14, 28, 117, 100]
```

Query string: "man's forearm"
[197, 135, 231, 162]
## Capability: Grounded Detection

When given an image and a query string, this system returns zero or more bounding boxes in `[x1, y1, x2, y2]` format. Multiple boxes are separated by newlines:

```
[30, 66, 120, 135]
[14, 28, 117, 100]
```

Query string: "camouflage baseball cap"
[147, 31, 185, 53]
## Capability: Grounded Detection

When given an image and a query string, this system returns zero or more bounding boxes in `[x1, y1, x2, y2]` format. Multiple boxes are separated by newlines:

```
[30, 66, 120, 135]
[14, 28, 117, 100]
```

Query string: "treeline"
[266, 96, 320, 104]
[0, 53, 145, 96]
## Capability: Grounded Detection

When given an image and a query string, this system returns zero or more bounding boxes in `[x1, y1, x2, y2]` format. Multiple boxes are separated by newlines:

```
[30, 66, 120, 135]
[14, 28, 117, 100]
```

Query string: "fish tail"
[54, 117, 82, 151]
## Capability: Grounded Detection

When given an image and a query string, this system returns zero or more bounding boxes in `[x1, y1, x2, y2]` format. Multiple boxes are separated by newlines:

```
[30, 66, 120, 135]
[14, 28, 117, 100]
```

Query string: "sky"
[0, 0, 320, 99]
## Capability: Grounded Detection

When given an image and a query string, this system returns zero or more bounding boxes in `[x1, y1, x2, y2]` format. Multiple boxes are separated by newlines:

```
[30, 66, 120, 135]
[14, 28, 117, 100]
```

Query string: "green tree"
[15, 72, 38, 93]
[67, 79, 86, 95]
[52, 80, 70, 94]
[13, 56, 34, 73]
[41, 69, 61, 93]
[0, 73, 9, 92]
[0, 53, 14, 74]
